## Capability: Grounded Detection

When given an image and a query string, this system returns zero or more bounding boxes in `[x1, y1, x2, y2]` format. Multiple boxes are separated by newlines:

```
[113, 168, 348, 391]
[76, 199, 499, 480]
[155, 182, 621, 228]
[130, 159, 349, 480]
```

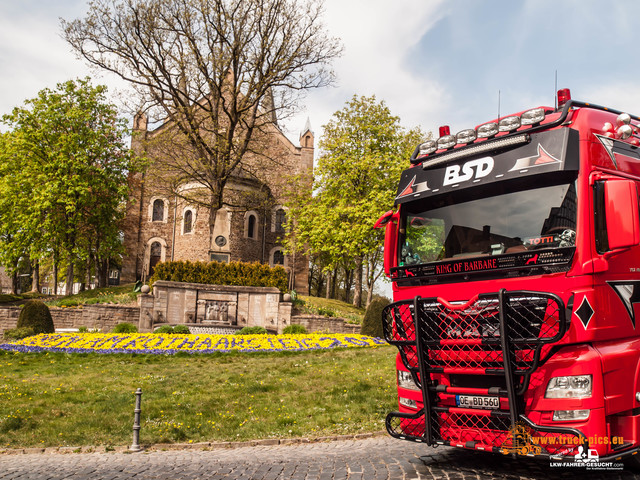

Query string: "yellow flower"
[6, 332, 386, 355]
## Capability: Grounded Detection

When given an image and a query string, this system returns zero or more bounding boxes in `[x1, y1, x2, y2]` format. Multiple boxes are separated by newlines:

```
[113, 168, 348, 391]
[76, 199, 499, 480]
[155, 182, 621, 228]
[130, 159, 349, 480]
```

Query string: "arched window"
[275, 208, 286, 232]
[270, 247, 287, 267]
[248, 214, 257, 239]
[273, 249, 285, 265]
[244, 211, 259, 239]
[248, 214, 256, 238]
[149, 241, 162, 276]
[183, 210, 193, 234]
[152, 199, 164, 222]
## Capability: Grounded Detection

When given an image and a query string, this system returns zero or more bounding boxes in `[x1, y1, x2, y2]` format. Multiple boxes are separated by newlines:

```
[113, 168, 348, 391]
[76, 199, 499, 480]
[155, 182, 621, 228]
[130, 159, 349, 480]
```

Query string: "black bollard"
[130, 388, 142, 452]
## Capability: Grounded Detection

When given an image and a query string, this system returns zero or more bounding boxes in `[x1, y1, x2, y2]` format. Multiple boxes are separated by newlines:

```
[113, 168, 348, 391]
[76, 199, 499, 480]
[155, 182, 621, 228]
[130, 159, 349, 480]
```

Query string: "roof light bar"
[418, 140, 437, 156]
[477, 122, 499, 138]
[422, 134, 530, 170]
[437, 134, 456, 150]
[521, 108, 545, 125]
[413, 105, 547, 163]
[456, 129, 477, 144]
[499, 115, 521, 132]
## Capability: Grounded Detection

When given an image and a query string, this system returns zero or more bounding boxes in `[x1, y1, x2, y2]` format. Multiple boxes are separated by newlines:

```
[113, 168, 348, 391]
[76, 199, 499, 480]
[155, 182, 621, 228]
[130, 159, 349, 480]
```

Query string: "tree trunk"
[31, 261, 40, 293]
[330, 268, 338, 299]
[366, 285, 374, 307]
[65, 259, 74, 296]
[94, 252, 100, 288]
[342, 266, 354, 303]
[325, 270, 332, 299]
[85, 252, 92, 289]
[53, 255, 58, 295]
[10, 270, 17, 295]
[353, 256, 363, 308]
[208, 185, 225, 251]
[365, 249, 385, 308]
[314, 270, 324, 297]
[97, 259, 108, 288]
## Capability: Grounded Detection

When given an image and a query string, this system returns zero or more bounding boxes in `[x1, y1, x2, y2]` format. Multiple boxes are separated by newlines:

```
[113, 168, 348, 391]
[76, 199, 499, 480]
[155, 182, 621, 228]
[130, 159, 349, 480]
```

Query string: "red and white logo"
[509, 144, 561, 171]
[396, 175, 430, 199]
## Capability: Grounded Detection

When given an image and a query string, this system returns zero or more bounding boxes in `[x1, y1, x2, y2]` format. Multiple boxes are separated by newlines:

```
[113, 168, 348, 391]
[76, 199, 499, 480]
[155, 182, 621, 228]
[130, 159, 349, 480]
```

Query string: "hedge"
[148, 260, 289, 293]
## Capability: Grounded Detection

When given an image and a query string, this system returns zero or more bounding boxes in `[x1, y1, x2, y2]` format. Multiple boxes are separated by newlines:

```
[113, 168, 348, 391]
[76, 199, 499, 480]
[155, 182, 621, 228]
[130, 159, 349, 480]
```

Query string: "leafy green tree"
[286, 95, 427, 307]
[0, 131, 37, 293]
[0, 78, 138, 294]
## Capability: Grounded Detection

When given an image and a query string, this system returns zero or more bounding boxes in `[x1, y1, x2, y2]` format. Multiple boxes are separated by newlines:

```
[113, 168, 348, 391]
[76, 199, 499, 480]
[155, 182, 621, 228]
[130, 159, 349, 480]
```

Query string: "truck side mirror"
[374, 210, 398, 276]
[605, 179, 640, 250]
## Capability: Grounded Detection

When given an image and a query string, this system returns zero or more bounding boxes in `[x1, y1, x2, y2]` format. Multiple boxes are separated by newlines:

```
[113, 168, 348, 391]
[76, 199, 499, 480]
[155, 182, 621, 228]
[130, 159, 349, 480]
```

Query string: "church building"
[120, 113, 314, 295]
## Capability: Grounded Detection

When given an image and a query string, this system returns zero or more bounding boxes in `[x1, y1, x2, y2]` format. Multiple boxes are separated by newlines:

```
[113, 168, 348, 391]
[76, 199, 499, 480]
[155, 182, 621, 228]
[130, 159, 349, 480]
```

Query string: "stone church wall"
[0, 304, 140, 335]
[121, 115, 313, 295]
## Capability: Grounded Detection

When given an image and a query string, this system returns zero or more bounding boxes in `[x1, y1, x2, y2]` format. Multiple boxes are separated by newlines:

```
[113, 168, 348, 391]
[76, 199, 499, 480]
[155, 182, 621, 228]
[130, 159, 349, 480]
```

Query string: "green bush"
[172, 325, 191, 334]
[316, 307, 336, 317]
[17, 300, 54, 334]
[154, 325, 174, 334]
[3, 327, 36, 341]
[112, 322, 138, 333]
[360, 297, 388, 339]
[78, 326, 88, 333]
[153, 325, 191, 334]
[235, 326, 268, 335]
[282, 324, 307, 334]
[148, 260, 289, 293]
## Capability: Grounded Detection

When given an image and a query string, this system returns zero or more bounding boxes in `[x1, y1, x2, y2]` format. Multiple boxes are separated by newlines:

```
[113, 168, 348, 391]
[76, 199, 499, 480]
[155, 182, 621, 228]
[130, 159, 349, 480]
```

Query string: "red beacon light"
[439, 126, 451, 137]
[557, 88, 571, 108]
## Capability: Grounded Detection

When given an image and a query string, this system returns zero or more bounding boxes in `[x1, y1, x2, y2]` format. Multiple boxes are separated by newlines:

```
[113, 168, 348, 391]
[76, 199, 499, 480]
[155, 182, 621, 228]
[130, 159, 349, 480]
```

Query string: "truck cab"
[379, 89, 640, 463]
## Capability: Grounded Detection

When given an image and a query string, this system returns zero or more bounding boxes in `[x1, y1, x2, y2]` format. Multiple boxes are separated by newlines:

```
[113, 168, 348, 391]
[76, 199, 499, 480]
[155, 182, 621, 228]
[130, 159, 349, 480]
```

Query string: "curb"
[0, 431, 387, 456]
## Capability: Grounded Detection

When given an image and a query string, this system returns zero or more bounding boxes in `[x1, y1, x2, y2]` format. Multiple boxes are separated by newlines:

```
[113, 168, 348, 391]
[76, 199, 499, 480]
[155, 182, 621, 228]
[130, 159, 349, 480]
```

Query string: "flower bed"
[0, 332, 386, 355]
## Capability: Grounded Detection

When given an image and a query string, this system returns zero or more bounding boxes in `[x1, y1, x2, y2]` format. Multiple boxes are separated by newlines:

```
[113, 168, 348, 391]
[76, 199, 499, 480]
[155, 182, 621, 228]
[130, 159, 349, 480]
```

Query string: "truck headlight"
[545, 375, 592, 399]
[397, 370, 420, 391]
[553, 409, 590, 421]
[399, 397, 417, 409]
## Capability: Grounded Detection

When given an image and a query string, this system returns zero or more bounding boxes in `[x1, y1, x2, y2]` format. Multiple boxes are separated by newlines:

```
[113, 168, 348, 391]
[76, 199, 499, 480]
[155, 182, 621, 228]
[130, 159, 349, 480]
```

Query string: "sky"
[4, 0, 640, 145]
[3, 0, 640, 298]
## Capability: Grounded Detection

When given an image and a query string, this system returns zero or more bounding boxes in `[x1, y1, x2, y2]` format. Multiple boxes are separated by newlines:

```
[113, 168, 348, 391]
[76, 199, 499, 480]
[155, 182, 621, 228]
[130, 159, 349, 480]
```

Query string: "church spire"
[300, 117, 314, 149]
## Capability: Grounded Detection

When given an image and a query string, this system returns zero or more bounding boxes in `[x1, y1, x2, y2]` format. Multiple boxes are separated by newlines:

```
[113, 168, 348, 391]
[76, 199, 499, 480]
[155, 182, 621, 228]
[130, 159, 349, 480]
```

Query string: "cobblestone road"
[1, 436, 639, 479]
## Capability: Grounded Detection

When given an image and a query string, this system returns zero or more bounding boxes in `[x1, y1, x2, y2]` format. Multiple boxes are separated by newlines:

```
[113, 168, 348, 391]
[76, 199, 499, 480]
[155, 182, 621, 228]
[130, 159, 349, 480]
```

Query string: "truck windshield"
[400, 182, 577, 267]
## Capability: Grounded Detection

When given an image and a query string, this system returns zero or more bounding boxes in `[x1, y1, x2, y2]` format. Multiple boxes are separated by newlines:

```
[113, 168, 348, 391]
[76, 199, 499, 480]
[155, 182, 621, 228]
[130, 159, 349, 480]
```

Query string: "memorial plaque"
[167, 290, 185, 323]
[249, 295, 265, 326]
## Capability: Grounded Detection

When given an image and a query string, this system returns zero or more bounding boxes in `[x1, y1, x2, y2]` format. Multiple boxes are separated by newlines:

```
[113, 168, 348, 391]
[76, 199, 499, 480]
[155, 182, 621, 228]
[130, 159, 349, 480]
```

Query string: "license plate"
[456, 395, 500, 409]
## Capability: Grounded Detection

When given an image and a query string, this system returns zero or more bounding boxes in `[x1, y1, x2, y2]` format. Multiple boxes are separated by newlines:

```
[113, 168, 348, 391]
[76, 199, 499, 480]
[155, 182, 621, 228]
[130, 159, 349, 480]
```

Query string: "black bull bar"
[381, 289, 595, 458]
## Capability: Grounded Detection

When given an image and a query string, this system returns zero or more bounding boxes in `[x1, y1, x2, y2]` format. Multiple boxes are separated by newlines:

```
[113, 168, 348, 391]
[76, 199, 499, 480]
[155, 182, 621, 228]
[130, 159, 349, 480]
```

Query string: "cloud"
[0, 3, 86, 115]
[581, 83, 640, 118]
[283, 0, 448, 143]
[0, 1, 127, 119]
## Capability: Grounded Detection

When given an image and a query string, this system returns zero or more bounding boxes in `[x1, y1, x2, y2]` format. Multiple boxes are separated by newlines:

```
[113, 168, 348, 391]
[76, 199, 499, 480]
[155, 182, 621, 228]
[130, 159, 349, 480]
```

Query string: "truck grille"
[383, 289, 585, 458]
[382, 291, 565, 389]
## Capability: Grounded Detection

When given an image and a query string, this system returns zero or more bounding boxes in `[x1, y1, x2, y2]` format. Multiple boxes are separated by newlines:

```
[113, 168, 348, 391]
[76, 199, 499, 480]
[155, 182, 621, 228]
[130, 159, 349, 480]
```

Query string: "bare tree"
[62, 0, 341, 248]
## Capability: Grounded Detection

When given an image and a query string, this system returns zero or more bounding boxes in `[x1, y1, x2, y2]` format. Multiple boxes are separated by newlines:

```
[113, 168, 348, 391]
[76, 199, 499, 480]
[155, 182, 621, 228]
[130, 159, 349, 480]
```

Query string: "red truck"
[375, 89, 640, 465]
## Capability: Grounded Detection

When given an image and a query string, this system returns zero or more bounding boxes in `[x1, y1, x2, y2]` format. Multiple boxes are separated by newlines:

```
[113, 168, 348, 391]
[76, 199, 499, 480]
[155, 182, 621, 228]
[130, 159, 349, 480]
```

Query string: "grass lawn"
[0, 345, 397, 449]
[297, 296, 366, 324]
[44, 284, 139, 308]
[0, 292, 47, 305]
